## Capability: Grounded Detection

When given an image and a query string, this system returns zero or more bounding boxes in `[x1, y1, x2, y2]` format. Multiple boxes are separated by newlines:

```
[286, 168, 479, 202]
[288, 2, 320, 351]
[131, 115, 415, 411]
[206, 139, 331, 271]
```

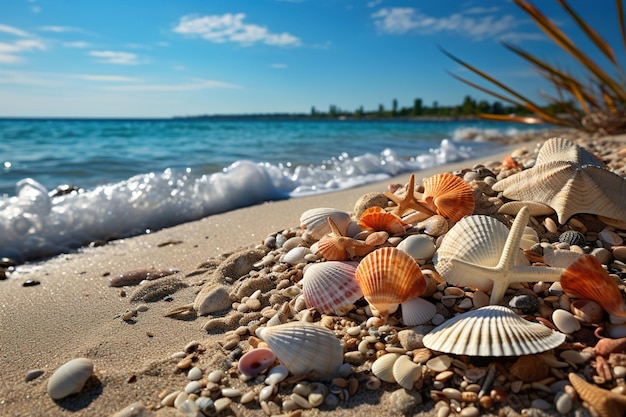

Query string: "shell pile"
[113, 136, 626, 417]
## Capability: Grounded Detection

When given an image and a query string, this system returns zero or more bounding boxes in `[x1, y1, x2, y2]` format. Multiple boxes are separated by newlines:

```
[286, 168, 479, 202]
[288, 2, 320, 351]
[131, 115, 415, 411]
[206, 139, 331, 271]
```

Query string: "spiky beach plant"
[443, 0, 626, 134]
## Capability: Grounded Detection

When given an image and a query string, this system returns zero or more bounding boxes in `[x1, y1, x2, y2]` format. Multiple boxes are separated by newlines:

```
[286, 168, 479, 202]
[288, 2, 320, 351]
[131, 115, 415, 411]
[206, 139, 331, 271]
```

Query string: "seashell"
[401, 296, 437, 326]
[595, 337, 626, 356]
[492, 137, 626, 224]
[358, 206, 407, 235]
[542, 246, 581, 268]
[396, 234, 436, 262]
[420, 172, 475, 221]
[355, 247, 426, 317]
[552, 309, 581, 334]
[498, 201, 555, 217]
[416, 215, 448, 237]
[238, 348, 276, 378]
[353, 192, 389, 219]
[570, 299, 604, 324]
[560, 254, 626, 322]
[371, 352, 401, 383]
[281, 247, 312, 265]
[520, 226, 539, 250]
[568, 372, 626, 417]
[301, 261, 362, 316]
[47, 358, 94, 400]
[193, 283, 232, 316]
[434, 207, 564, 304]
[392, 354, 423, 390]
[422, 305, 566, 357]
[510, 355, 550, 382]
[255, 322, 343, 377]
[383, 174, 428, 217]
[559, 230, 586, 247]
[421, 268, 444, 297]
[316, 217, 371, 261]
[299, 208, 352, 241]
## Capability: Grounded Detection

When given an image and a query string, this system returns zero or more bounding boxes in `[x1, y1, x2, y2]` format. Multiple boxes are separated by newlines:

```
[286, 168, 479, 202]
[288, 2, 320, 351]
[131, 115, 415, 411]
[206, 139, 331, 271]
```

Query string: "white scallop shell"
[434, 215, 527, 291]
[255, 322, 343, 377]
[422, 305, 566, 357]
[299, 208, 353, 241]
[301, 261, 362, 316]
[401, 297, 437, 326]
[392, 354, 423, 390]
[47, 358, 94, 400]
[371, 352, 401, 383]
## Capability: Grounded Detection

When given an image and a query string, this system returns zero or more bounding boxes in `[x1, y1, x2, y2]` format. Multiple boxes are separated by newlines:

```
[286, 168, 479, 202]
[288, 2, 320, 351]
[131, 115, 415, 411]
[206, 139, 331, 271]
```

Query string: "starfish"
[383, 174, 435, 217]
[569, 372, 626, 417]
[317, 217, 372, 260]
[447, 206, 564, 304]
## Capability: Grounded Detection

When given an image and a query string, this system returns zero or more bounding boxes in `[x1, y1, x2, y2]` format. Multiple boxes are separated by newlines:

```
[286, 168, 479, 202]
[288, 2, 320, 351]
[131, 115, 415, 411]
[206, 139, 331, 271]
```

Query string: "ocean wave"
[0, 138, 494, 263]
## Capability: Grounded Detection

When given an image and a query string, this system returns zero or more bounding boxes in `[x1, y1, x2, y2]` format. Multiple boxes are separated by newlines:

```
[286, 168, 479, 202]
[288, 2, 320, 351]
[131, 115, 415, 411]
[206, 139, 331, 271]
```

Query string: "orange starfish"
[568, 372, 626, 417]
[316, 217, 372, 260]
[383, 174, 435, 217]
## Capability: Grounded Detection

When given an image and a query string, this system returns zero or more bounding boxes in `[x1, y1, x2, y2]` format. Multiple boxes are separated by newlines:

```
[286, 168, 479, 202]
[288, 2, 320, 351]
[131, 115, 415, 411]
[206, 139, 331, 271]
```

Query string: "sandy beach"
[2, 130, 625, 417]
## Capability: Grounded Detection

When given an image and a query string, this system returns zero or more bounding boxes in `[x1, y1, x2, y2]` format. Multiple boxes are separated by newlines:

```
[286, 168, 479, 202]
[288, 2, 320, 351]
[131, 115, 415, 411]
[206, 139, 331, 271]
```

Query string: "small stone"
[389, 388, 422, 415]
[459, 406, 480, 417]
[427, 355, 452, 372]
[544, 217, 558, 233]
[186, 366, 203, 381]
[207, 370, 223, 383]
[592, 247, 613, 264]
[472, 291, 489, 308]
[25, 369, 45, 382]
[397, 329, 424, 351]
[530, 398, 552, 410]
[552, 309, 581, 334]
[110, 402, 153, 417]
[614, 366, 626, 378]
[508, 294, 539, 314]
[599, 228, 623, 245]
[555, 391, 572, 414]
[559, 349, 592, 364]
[613, 246, 626, 262]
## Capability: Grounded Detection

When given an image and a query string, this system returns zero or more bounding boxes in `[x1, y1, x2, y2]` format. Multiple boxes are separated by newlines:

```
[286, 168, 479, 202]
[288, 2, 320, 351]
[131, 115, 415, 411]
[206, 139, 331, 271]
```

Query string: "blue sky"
[0, 0, 623, 118]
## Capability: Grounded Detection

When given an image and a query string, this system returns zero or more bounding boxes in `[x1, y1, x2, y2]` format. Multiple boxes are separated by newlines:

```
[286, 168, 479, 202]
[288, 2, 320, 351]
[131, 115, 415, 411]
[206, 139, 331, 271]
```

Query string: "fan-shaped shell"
[371, 352, 401, 383]
[301, 261, 362, 316]
[392, 354, 423, 389]
[358, 206, 407, 235]
[434, 215, 525, 291]
[47, 358, 94, 400]
[561, 254, 626, 321]
[255, 322, 343, 377]
[401, 296, 437, 326]
[422, 305, 566, 357]
[355, 247, 426, 316]
[299, 208, 352, 240]
[421, 173, 475, 221]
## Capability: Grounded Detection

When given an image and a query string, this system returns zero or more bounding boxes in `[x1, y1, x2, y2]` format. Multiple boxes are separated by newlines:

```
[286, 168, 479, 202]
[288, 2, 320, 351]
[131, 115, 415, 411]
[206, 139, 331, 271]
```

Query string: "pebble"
[459, 406, 480, 417]
[614, 366, 626, 378]
[207, 369, 223, 383]
[592, 247, 612, 264]
[110, 402, 152, 417]
[396, 235, 436, 261]
[186, 366, 203, 381]
[555, 391, 572, 414]
[259, 385, 275, 402]
[552, 309, 581, 334]
[599, 228, 623, 245]
[221, 388, 241, 397]
[472, 291, 489, 308]
[25, 369, 45, 382]
[614, 245, 626, 262]
[427, 355, 452, 372]
[543, 217, 558, 233]
[508, 294, 539, 314]
[389, 388, 422, 415]
[213, 397, 231, 413]
[184, 381, 202, 394]
[397, 329, 424, 350]
[47, 357, 94, 400]
[560, 349, 592, 364]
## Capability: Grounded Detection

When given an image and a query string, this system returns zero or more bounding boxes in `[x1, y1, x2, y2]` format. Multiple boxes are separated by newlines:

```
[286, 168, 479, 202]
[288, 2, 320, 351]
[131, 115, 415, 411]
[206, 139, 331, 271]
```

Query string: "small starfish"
[448, 206, 564, 304]
[383, 174, 435, 217]
[569, 372, 626, 417]
[317, 217, 372, 260]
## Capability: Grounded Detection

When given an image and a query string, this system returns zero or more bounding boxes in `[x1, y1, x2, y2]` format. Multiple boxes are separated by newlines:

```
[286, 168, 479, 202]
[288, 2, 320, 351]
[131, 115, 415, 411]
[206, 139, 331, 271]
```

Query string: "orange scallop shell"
[358, 206, 407, 235]
[355, 247, 426, 316]
[421, 173, 475, 221]
[561, 254, 626, 319]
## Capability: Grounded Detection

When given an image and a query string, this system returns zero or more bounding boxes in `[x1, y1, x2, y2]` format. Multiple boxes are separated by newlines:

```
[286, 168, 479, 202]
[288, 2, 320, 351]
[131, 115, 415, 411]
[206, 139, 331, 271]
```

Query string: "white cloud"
[100, 79, 241, 92]
[39, 25, 80, 33]
[0, 24, 32, 37]
[73, 74, 142, 82]
[0, 39, 46, 63]
[371, 7, 518, 41]
[63, 41, 90, 48]
[173, 13, 301, 47]
[89, 50, 141, 65]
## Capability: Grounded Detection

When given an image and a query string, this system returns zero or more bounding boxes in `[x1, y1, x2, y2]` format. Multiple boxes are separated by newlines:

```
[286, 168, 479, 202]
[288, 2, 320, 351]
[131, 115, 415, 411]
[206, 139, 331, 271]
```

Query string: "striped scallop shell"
[358, 206, 407, 235]
[355, 247, 426, 316]
[299, 208, 352, 241]
[421, 173, 475, 221]
[301, 261, 362, 316]
[401, 296, 437, 326]
[256, 322, 343, 377]
[422, 305, 566, 357]
[434, 215, 526, 292]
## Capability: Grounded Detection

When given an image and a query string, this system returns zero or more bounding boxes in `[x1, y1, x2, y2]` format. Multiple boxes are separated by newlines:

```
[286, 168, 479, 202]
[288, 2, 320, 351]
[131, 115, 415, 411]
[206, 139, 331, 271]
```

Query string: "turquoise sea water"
[0, 118, 548, 262]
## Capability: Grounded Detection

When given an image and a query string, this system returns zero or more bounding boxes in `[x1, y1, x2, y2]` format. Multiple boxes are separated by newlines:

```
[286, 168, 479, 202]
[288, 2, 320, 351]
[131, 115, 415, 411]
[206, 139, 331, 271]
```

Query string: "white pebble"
[431, 313, 445, 326]
[207, 369, 223, 383]
[259, 385, 275, 402]
[161, 390, 180, 407]
[265, 365, 289, 385]
[221, 388, 241, 397]
[213, 397, 231, 413]
[46, 358, 94, 400]
[186, 366, 203, 381]
[185, 380, 202, 394]
[552, 309, 580, 334]
[555, 391, 572, 414]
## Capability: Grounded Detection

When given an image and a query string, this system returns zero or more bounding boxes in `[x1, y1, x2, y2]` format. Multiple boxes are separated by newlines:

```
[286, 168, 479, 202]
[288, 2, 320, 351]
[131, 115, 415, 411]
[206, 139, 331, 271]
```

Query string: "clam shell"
[434, 215, 524, 292]
[371, 352, 401, 383]
[396, 234, 436, 262]
[422, 305, 566, 357]
[355, 247, 426, 316]
[561, 254, 626, 322]
[47, 358, 94, 400]
[299, 208, 352, 241]
[238, 348, 276, 378]
[416, 215, 449, 237]
[301, 261, 362, 316]
[392, 354, 423, 389]
[255, 322, 343, 377]
[358, 206, 406, 235]
[421, 173, 475, 221]
[401, 297, 437, 326]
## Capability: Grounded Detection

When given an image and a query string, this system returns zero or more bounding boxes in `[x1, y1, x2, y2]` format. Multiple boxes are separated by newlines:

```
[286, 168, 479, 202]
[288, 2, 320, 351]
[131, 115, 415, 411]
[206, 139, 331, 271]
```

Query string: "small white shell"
[301, 261, 362, 316]
[281, 247, 312, 265]
[47, 358, 94, 400]
[256, 322, 343, 377]
[422, 305, 566, 357]
[300, 208, 352, 240]
[392, 355, 422, 390]
[371, 352, 400, 383]
[401, 297, 437, 326]
[552, 309, 581, 334]
[396, 234, 437, 262]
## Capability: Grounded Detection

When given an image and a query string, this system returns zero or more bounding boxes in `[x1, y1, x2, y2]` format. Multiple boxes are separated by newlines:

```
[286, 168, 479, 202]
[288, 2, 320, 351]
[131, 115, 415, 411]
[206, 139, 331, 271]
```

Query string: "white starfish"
[449, 206, 564, 304]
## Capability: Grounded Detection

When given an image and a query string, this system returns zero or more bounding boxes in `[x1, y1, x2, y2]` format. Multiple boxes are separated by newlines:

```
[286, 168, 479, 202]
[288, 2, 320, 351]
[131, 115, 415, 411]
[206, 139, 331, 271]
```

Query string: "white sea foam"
[0, 139, 483, 262]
